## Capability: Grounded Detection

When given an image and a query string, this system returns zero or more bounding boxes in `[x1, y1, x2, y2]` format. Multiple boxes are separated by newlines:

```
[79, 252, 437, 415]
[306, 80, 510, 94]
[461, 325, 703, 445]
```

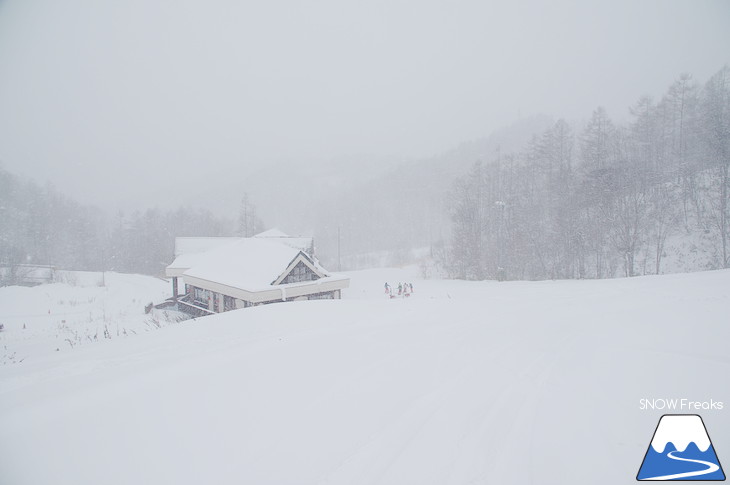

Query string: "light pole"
[337, 225, 341, 272]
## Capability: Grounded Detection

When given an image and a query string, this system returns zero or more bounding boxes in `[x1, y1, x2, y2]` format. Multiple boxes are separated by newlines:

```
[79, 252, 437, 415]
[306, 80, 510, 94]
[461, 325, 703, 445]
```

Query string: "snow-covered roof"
[166, 238, 241, 277]
[253, 228, 290, 238]
[253, 228, 313, 254]
[165, 234, 341, 299]
[174, 237, 240, 257]
[166, 234, 314, 278]
[167, 252, 221, 277]
[182, 238, 320, 291]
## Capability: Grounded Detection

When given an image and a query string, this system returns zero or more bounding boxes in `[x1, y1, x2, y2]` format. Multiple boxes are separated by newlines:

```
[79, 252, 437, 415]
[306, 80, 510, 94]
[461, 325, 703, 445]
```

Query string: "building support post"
[172, 277, 178, 303]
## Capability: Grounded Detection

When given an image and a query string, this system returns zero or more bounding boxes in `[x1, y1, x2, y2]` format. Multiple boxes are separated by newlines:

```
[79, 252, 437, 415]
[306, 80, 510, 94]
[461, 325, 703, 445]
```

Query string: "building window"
[193, 287, 209, 305]
[282, 262, 319, 284]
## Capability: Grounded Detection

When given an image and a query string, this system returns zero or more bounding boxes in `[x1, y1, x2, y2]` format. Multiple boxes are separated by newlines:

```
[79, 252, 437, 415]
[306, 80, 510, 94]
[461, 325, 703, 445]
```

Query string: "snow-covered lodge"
[164, 230, 349, 315]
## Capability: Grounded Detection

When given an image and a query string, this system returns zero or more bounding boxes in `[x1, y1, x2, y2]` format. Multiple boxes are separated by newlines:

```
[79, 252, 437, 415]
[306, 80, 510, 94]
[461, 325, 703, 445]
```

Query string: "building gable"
[272, 252, 325, 286]
[278, 261, 320, 285]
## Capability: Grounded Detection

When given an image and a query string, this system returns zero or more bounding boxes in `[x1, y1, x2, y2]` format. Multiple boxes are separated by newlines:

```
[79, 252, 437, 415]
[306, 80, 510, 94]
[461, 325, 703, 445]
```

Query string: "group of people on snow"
[384, 282, 414, 298]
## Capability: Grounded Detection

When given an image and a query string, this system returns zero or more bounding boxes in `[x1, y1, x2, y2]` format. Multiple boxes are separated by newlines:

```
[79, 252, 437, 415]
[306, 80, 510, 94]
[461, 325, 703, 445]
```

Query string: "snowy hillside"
[1, 268, 728, 484]
[0, 272, 180, 364]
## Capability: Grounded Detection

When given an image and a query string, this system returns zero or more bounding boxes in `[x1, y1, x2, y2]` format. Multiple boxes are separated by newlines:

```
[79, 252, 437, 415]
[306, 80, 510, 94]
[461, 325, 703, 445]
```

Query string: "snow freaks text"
[639, 399, 724, 411]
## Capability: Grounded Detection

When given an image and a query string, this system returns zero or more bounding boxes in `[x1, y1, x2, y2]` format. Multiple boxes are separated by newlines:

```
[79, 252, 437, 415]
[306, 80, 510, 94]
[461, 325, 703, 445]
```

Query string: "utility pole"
[495, 200, 506, 281]
[100, 242, 106, 287]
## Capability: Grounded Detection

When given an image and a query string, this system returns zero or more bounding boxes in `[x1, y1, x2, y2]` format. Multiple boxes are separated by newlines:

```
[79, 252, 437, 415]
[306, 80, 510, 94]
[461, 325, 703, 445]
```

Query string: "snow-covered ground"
[0, 271, 180, 364]
[0, 268, 728, 484]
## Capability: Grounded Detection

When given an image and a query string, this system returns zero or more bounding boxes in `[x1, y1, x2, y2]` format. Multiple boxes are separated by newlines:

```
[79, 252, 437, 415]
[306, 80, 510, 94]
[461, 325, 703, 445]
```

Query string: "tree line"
[2, 66, 727, 284]
[445, 66, 729, 280]
[0, 168, 264, 282]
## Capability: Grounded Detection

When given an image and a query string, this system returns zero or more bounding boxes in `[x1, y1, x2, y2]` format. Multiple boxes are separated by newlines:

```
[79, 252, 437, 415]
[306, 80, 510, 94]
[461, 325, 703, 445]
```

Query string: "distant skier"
[384, 282, 390, 294]
[409, 283, 414, 292]
[398, 283, 403, 295]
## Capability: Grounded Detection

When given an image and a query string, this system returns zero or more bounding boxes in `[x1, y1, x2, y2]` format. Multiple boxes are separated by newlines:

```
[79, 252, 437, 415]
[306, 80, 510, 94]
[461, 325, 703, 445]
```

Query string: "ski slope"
[1, 268, 728, 484]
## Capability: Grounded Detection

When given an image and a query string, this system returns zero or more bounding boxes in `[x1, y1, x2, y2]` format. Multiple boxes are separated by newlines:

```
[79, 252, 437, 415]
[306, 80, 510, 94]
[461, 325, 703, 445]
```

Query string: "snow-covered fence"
[0, 264, 55, 287]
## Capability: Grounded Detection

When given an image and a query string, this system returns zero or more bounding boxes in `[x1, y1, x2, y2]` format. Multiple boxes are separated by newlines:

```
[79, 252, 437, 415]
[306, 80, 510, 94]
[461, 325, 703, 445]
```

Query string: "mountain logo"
[637, 414, 725, 481]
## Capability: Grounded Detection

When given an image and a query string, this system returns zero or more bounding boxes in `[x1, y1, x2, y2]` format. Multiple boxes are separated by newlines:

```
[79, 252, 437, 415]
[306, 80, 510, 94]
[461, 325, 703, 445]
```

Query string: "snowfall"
[0, 268, 728, 485]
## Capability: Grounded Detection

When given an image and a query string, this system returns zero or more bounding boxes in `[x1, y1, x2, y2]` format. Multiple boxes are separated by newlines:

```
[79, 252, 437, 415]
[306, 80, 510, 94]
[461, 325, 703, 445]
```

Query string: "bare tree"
[701, 66, 730, 268]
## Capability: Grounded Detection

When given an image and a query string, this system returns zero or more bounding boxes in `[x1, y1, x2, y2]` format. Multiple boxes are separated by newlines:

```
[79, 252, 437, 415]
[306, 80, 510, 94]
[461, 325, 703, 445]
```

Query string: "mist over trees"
[446, 66, 730, 280]
[306, 116, 554, 270]
[0, 171, 106, 275]
[106, 208, 235, 275]
[0, 168, 237, 280]
[237, 194, 265, 238]
[1, 66, 728, 284]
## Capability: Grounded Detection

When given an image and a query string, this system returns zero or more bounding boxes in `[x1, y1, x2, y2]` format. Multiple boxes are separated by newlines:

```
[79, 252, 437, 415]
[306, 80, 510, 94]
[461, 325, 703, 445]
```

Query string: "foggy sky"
[0, 0, 728, 217]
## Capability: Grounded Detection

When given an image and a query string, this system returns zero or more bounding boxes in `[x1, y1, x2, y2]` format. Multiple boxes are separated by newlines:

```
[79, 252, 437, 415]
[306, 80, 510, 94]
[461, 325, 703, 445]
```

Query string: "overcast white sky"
[0, 0, 728, 212]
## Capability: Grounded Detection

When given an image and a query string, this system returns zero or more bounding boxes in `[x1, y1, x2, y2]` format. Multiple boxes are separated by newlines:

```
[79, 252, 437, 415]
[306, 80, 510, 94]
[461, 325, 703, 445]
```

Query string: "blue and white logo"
[637, 414, 725, 481]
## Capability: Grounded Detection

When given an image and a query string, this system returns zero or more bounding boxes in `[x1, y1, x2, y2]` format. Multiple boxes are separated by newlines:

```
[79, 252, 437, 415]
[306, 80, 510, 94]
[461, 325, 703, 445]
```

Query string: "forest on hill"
[444, 67, 729, 280]
[1, 66, 727, 282]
